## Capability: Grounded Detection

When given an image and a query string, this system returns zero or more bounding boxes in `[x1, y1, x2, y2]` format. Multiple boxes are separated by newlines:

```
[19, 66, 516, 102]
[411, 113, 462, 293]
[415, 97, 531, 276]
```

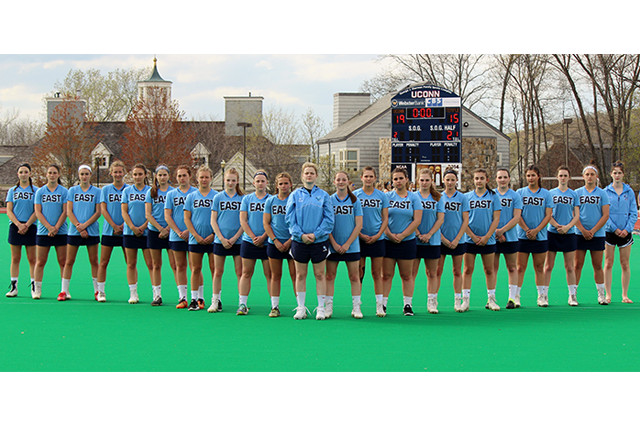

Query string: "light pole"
[220, 159, 226, 190]
[563, 118, 573, 167]
[237, 122, 252, 191]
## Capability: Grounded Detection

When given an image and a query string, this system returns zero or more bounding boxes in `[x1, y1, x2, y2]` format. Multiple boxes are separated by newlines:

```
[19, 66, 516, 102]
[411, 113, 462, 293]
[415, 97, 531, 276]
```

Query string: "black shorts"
[327, 252, 361, 263]
[101, 235, 124, 247]
[440, 242, 466, 257]
[67, 235, 100, 246]
[496, 240, 519, 254]
[384, 238, 417, 260]
[291, 240, 330, 264]
[189, 243, 214, 254]
[213, 243, 241, 257]
[147, 230, 170, 250]
[36, 234, 67, 247]
[465, 242, 496, 255]
[416, 244, 441, 260]
[123, 234, 148, 250]
[518, 239, 548, 254]
[266, 242, 292, 260]
[359, 239, 385, 258]
[240, 240, 268, 260]
[169, 240, 189, 252]
[8, 223, 36, 246]
[605, 231, 634, 248]
[577, 235, 606, 252]
[547, 232, 577, 253]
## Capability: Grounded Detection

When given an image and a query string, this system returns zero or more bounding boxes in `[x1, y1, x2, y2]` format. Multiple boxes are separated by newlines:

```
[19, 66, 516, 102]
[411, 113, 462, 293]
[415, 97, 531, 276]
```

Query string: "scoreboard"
[390, 85, 462, 183]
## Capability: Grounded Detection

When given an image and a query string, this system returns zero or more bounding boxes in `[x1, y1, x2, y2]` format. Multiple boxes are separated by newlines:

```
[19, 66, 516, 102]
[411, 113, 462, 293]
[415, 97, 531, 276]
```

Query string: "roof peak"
[144, 56, 170, 83]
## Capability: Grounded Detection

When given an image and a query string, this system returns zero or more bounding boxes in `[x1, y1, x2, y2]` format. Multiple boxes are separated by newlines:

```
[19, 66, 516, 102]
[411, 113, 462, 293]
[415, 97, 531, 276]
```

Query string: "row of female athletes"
[4, 158, 637, 319]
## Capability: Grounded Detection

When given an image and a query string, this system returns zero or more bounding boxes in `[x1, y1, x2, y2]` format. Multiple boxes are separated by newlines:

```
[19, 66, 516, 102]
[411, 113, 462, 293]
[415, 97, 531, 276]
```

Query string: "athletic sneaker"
[151, 296, 162, 306]
[537, 294, 549, 307]
[403, 304, 414, 316]
[515, 295, 521, 308]
[597, 288, 608, 305]
[128, 291, 139, 304]
[57, 291, 70, 301]
[207, 296, 220, 313]
[454, 296, 463, 312]
[236, 303, 248, 315]
[485, 295, 500, 311]
[315, 306, 326, 320]
[506, 298, 517, 309]
[460, 296, 470, 312]
[32, 282, 41, 299]
[6, 282, 18, 297]
[568, 294, 578, 306]
[325, 299, 334, 319]
[176, 298, 188, 309]
[427, 298, 438, 314]
[94, 291, 99, 301]
[97, 292, 106, 303]
[269, 306, 281, 317]
[352, 303, 363, 319]
[197, 299, 205, 310]
[376, 301, 386, 317]
[188, 299, 199, 311]
[293, 306, 308, 320]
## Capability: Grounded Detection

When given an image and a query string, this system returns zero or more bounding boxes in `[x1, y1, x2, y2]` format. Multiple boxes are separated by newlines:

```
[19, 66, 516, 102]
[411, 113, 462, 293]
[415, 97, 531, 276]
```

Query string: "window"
[338, 149, 359, 171]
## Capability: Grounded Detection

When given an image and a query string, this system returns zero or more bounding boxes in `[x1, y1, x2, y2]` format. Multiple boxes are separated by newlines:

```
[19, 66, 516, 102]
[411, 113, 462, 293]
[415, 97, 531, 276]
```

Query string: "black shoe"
[403, 304, 414, 316]
[506, 299, 516, 309]
[383, 304, 387, 313]
[151, 296, 162, 306]
[217, 299, 223, 311]
[188, 299, 200, 311]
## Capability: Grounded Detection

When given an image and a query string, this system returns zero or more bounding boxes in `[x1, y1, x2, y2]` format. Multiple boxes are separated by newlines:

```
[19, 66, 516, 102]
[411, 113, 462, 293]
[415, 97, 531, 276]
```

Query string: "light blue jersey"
[415, 192, 444, 246]
[212, 190, 242, 245]
[100, 183, 128, 236]
[122, 185, 150, 236]
[496, 188, 522, 243]
[605, 183, 638, 234]
[548, 187, 580, 234]
[240, 192, 270, 244]
[34, 184, 68, 236]
[184, 188, 218, 245]
[576, 186, 610, 238]
[354, 188, 389, 240]
[463, 189, 501, 245]
[145, 185, 174, 232]
[264, 194, 291, 244]
[67, 185, 101, 236]
[6, 184, 38, 223]
[330, 193, 363, 254]
[164, 186, 197, 242]
[516, 187, 554, 241]
[286, 185, 334, 244]
[386, 190, 420, 242]
[440, 190, 470, 243]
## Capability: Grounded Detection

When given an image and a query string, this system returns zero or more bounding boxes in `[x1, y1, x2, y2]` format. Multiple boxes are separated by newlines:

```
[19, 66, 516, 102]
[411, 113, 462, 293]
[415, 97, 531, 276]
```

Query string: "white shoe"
[568, 294, 578, 306]
[97, 292, 106, 303]
[293, 305, 308, 320]
[485, 295, 500, 311]
[32, 282, 41, 299]
[6, 283, 18, 297]
[537, 293, 549, 307]
[128, 291, 139, 304]
[207, 296, 220, 313]
[315, 306, 326, 320]
[351, 303, 363, 319]
[460, 296, 470, 312]
[454, 296, 463, 312]
[325, 299, 333, 319]
[376, 301, 386, 317]
[427, 297, 438, 314]
[515, 295, 521, 308]
[597, 288, 608, 305]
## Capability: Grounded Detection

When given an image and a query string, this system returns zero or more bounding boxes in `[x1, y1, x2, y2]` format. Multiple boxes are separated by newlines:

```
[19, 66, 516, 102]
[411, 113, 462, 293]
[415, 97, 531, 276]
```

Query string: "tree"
[300, 108, 328, 163]
[53, 67, 149, 121]
[0, 107, 44, 145]
[32, 98, 98, 186]
[120, 88, 195, 171]
[262, 106, 302, 145]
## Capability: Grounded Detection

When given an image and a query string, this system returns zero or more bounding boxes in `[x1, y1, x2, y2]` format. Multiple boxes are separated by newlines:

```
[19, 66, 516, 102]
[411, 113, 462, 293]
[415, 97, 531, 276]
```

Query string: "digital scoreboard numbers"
[390, 85, 462, 182]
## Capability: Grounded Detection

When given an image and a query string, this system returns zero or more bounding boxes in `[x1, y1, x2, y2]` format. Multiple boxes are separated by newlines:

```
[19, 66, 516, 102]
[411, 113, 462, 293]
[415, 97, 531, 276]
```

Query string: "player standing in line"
[381, 167, 422, 316]
[354, 166, 389, 317]
[436, 169, 469, 312]
[58, 165, 101, 301]
[515, 165, 554, 308]
[574, 163, 610, 305]
[183, 165, 217, 311]
[604, 161, 637, 304]
[411, 168, 444, 314]
[121, 163, 153, 304]
[325, 171, 364, 319]
[96, 160, 128, 303]
[237, 170, 272, 315]
[164, 165, 197, 308]
[286, 162, 335, 320]
[263, 172, 296, 317]
[145, 164, 175, 306]
[5, 163, 38, 297]
[208, 168, 244, 313]
[33, 164, 68, 299]
[461, 168, 501, 312]
[543, 166, 581, 306]
[494, 168, 522, 309]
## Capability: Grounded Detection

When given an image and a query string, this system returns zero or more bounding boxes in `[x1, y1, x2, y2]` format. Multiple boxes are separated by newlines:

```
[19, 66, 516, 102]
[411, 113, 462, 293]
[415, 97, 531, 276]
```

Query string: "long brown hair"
[15, 163, 35, 193]
[525, 164, 542, 188]
[150, 164, 170, 199]
[132, 163, 149, 186]
[336, 170, 357, 203]
[225, 167, 244, 196]
[418, 168, 441, 201]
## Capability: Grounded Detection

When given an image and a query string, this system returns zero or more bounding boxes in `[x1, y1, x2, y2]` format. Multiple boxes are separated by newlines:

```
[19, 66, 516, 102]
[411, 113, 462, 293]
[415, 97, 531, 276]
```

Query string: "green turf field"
[1, 216, 639, 372]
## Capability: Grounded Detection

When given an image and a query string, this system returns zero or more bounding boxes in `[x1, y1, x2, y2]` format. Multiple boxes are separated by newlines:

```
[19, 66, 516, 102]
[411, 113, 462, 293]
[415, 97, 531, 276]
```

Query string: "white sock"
[153, 285, 161, 298]
[297, 291, 306, 307]
[198, 285, 204, 300]
[382, 296, 388, 306]
[129, 284, 137, 293]
[61, 278, 70, 294]
[10, 276, 18, 283]
[92, 277, 98, 292]
[213, 292, 221, 300]
[455, 292, 462, 299]
[326, 295, 334, 304]
[427, 293, 437, 299]
[191, 290, 198, 300]
[542, 286, 549, 296]
[516, 286, 521, 297]
[487, 289, 496, 297]
[568, 284, 577, 296]
[509, 285, 517, 299]
[596, 283, 605, 291]
[536, 286, 544, 296]
[375, 294, 383, 303]
[271, 296, 279, 308]
[97, 282, 105, 293]
[403, 296, 412, 306]
[239, 295, 248, 306]
[352, 295, 361, 306]
[177, 285, 187, 300]
[462, 289, 470, 298]
[317, 295, 325, 308]
[35, 281, 42, 288]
